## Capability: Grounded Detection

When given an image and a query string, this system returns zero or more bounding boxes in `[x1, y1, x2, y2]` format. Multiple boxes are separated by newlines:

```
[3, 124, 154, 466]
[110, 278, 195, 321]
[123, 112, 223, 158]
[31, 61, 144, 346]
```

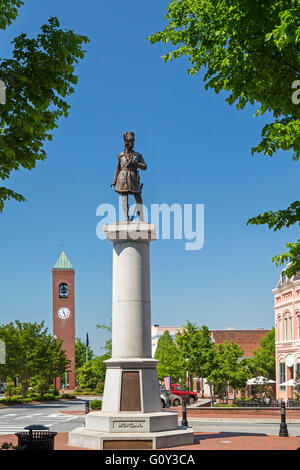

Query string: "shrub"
[90, 399, 102, 410]
[30, 377, 50, 397]
[0, 441, 26, 451]
[0, 398, 23, 404]
[95, 382, 105, 393]
[59, 393, 75, 399]
[26, 392, 38, 398]
[43, 393, 57, 400]
[235, 398, 252, 405]
[4, 381, 17, 398]
[213, 404, 237, 407]
[14, 386, 22, 395]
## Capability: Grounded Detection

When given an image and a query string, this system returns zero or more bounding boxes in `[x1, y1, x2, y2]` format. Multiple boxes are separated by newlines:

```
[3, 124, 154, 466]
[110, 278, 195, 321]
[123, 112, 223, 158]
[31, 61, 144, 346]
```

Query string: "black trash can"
[15, 425, 57, 451]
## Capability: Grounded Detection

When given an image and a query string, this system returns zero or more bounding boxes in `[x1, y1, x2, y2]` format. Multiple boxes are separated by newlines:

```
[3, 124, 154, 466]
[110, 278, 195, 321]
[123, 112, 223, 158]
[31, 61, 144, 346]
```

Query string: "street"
[189, 419, 300, 437]
[0, 400, 85, 435]
[0, 400, 300, 437]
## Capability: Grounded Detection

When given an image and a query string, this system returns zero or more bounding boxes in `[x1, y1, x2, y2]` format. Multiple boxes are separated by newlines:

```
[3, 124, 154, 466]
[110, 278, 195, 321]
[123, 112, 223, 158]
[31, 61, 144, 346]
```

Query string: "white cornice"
[273, 278, 300, 293]
[274, 301, 294, 310]
[276, 340, 300, 346]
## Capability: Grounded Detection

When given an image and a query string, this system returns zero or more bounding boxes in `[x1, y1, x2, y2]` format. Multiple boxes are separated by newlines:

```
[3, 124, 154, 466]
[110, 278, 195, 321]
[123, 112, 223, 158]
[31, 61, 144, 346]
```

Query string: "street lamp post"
[279, 400, 289, 437]
[181, 398, 188, 427]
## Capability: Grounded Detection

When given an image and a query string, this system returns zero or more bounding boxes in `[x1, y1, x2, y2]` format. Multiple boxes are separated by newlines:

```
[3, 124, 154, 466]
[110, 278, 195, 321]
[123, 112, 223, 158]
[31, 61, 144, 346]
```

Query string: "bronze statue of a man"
[111, 132, 147, 221]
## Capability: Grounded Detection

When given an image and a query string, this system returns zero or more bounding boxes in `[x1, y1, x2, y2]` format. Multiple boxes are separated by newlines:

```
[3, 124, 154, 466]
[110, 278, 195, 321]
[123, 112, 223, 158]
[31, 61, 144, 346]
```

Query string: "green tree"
[0, 1, 89, 212]
[175, 321, 216, 385]
[75, 337, 94, 370]
[96, 320, 112, 356]
[154, 330, 184, 382]
[247, 204, 300, 277]
[247, 328, 276, 380]
[77, 361, 98, 390]
[0, 321, 69, 397]
[295, 370, 300, 401]
[149, 0, 300, 276]
[77, 353, 111, 390]
[0, 1, 22, 30]
[206, 341, 251, 402]
[92, 354, 110, 384]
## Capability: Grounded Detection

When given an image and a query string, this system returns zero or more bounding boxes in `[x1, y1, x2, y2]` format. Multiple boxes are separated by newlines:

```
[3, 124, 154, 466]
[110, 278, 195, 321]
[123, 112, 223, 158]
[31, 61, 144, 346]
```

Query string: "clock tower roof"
[53, 251, 74, 270]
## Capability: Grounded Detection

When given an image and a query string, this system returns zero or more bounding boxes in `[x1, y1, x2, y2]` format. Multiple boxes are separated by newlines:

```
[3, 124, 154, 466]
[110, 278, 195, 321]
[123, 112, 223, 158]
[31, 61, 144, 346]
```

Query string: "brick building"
[151, 325, 271, 396]
[273, 265, 300, 400]
[52, 252, 76, 390]
[210, 328, 270, 358]
[151, 325, 270, 359]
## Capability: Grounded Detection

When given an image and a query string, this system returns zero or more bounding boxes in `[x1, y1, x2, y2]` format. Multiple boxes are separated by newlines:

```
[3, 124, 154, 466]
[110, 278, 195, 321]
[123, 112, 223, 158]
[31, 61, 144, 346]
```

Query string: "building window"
[280, 363, 286, 390]
[290, 317, 293, 340]
[285, 319, 288, 341]
[298, 316, 300, 340]
[59, 283, 68, 298]
[296, 363, 300, 380]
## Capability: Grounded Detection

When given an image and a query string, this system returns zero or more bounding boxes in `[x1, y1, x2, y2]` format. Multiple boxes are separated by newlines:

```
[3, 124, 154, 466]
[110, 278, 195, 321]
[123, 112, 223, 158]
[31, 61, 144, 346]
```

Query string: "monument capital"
[104, 222, 157, 243]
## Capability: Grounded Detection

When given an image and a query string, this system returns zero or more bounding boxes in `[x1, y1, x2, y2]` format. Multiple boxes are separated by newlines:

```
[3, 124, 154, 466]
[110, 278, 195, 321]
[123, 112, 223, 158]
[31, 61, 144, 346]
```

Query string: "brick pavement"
[1, 405, 299, 451]
[0, 432, 299, 451]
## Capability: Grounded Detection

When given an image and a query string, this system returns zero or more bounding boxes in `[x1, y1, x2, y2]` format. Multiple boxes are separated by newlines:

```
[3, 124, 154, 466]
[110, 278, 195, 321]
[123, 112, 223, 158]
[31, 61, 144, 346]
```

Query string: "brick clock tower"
[52, 252, 76, 390]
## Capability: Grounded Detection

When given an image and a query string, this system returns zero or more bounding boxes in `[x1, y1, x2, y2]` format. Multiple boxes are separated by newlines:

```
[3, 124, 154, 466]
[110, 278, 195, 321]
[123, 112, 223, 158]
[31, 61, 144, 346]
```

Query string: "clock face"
[57, 307, 71, 320]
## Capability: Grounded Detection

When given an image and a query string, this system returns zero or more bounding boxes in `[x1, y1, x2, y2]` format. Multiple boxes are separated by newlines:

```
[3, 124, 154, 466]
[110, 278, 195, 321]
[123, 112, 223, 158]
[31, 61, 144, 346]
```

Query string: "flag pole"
[86, 329, 89, 363]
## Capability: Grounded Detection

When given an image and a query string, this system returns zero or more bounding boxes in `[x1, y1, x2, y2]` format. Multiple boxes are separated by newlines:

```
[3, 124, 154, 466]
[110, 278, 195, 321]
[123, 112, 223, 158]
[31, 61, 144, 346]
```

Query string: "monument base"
[68, 426, 194, 450]
[84, 411, 178, 433]
[69, 410, 194, 449]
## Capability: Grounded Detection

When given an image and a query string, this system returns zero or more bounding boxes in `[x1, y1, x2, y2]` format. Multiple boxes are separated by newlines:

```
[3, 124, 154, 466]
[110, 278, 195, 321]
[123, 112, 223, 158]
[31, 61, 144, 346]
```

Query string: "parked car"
[160, 392, 182, 408]
[0, 383, 6, 394]
[168, 384, 198, 403]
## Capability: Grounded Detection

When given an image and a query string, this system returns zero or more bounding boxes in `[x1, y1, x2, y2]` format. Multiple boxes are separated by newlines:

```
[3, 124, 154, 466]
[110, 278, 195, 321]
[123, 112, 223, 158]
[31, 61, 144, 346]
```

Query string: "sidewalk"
[0, 431, 299, 450]
[57, 408, 300, 423]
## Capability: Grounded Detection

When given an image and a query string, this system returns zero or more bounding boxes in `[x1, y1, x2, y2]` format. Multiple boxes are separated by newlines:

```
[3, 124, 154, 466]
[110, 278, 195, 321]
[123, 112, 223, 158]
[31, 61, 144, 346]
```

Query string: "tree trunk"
[209, 384, 214, 407]
[21, 379, 30, 398]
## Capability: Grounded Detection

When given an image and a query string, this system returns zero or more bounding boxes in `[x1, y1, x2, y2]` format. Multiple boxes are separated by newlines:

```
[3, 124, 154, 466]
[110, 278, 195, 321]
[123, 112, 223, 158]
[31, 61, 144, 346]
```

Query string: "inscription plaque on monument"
[120, 371, 141, 411]
[113, 420, 146, 431]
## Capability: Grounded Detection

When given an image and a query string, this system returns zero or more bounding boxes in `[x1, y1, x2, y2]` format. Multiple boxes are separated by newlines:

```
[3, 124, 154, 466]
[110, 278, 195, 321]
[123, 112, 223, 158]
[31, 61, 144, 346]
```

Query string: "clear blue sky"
[0, 1, 298, 355]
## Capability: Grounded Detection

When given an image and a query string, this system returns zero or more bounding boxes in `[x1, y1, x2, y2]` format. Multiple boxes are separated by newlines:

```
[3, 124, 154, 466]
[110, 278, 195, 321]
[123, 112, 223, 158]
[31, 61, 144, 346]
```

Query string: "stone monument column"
[101, 222, 163, 415]
[69, 222, 193, 449]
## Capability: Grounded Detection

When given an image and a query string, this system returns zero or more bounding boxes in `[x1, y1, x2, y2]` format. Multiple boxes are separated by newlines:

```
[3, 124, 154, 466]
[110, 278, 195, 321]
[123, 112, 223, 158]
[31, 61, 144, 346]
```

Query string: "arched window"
[59, 283, 68, 298]
[279, 363, 286, 390]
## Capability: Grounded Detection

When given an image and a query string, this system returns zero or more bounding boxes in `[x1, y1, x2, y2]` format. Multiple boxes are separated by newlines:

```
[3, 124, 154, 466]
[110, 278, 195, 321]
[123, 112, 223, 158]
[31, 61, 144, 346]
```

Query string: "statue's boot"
[122, 195, 129, 222]
[134, 194, 144, 222]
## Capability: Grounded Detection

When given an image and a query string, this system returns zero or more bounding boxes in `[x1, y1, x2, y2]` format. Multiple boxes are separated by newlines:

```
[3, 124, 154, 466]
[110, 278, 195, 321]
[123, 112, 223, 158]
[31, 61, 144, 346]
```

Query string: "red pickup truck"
[168, 384, 198, 403]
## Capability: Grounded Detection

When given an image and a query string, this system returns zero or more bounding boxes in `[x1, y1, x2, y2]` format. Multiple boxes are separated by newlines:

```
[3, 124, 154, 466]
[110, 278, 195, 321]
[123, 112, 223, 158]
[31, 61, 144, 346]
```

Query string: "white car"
[160, 392, 181, 407]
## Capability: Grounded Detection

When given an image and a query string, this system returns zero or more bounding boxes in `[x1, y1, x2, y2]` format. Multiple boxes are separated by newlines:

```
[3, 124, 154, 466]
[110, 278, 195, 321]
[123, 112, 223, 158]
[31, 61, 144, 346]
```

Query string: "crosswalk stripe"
[0, 427, 26, 434]
[0, 426, 25, 429]
[13, 414, 69, 421]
